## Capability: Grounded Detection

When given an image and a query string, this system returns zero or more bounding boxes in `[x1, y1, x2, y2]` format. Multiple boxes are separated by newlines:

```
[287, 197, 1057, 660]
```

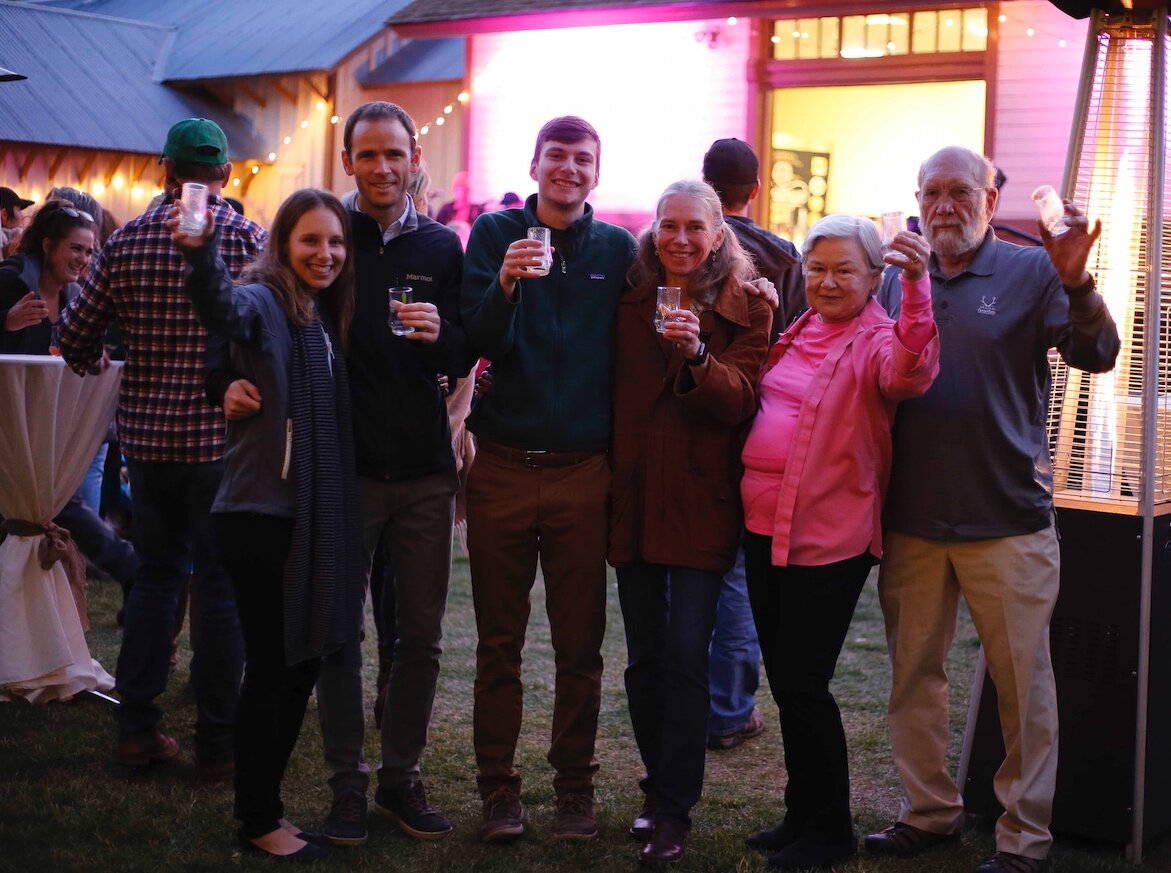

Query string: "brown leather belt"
[477, 439, 603, 468]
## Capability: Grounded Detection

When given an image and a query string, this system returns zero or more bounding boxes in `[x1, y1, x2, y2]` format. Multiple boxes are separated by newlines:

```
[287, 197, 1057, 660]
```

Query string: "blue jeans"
[116, 460, 243, 764]
[78, 441, 108, 515]
[708, 548, 761, 736]
[617, 562, 722, 825]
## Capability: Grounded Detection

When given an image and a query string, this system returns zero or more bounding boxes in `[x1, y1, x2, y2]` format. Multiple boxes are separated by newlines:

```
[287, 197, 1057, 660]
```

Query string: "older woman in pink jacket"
[740, 214, 939, 871]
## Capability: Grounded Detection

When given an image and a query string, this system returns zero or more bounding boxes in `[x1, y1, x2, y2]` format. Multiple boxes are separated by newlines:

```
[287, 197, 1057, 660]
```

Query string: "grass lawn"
[1, 552, 1165, 872]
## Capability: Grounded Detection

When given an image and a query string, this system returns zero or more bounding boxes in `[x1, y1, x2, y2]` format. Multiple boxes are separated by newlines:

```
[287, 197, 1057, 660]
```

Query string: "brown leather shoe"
[629, 797, 657, 841]
[708, 709, 766, 751]
[195, 757, 235, 785]
[864, 822, 960, 857]
[114, 730, 180, 769]
[553, 793, 598, 841]
[640, 817, 688, 864]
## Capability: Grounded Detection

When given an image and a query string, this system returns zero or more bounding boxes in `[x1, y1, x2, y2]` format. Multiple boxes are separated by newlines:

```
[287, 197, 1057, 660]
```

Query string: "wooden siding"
[990, 0, 1089, 221]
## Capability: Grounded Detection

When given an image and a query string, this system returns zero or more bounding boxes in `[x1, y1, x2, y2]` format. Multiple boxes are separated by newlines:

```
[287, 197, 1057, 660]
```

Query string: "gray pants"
[316, 470, 458, 796]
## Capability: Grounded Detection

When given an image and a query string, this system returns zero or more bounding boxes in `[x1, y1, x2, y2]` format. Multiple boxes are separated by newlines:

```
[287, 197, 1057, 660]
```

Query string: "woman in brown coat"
[610, 179, 772, 864]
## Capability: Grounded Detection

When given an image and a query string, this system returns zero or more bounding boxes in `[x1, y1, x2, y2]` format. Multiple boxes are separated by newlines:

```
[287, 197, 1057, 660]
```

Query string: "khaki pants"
[877, 526, 1060, 860]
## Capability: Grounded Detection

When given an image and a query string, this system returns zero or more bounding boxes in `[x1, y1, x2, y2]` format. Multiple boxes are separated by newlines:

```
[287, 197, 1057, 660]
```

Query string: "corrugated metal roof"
[0, 2, 265, 157]
[40, 0, 405, 81]
[356, 38, 463, 86]
[388, 0, 732, 24]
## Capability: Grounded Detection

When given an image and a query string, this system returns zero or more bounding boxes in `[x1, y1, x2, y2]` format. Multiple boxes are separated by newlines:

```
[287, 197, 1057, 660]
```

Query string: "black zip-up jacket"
[346, 208, 476, 482]
[725, 215, 805, 340]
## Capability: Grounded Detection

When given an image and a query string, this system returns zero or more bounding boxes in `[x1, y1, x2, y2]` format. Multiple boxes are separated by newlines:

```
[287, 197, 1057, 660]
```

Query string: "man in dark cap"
[703, 138, 804, 333]
[59, 118, 267, 780]
[1, 186, 33, 257]
[698, 137, 803, 758]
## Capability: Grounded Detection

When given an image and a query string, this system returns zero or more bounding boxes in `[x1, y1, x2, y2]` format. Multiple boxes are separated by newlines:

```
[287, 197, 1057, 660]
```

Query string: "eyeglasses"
[58, 205, 95, 223]
[918, 186, 989, 205]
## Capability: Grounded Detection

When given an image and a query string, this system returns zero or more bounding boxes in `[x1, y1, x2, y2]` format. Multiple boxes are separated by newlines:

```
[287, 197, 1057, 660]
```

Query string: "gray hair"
[917, 145, 996, 189]
[802, 214, 884, 272]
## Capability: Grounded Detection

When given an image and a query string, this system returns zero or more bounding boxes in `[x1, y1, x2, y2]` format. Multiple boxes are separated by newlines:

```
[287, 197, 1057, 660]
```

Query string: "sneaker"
[323, 788, 368, 846]
[372, 780, 453, 841]
[480, 786, 525, 843]
[708, 709, 766, 751]
[114, 730, 180, 769]
[554, 793, 598, 841]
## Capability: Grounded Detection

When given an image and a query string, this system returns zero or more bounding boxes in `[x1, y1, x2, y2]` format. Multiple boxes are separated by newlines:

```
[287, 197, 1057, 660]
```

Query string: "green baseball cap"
[161, 118, 229, 164]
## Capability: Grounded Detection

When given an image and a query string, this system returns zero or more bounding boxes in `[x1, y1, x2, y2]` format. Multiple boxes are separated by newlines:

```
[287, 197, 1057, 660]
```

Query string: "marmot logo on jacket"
[405, 273, 434, 283]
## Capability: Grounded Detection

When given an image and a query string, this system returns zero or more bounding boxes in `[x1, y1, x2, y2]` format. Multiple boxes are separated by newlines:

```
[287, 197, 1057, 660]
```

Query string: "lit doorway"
[768, 80, 986, 244]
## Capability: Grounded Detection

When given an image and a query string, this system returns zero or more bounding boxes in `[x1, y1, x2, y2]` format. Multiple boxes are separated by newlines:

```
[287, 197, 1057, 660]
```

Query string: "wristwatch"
[686, 341, 708, 366]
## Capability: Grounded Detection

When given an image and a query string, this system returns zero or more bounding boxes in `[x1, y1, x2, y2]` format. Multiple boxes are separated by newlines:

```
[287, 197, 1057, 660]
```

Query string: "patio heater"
[958, 1, 1171, 861]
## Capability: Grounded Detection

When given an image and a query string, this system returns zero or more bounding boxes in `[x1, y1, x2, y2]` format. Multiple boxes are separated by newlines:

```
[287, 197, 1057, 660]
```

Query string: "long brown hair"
[241, 188, 355, 349]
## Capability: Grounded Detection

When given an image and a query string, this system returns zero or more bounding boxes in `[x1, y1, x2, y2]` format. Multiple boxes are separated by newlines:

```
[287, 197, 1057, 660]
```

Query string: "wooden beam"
[131, 155, 153, 184]
[270, 77, 298, 103]
[204, 82, 237, 106]
[18, 148, 35, 182]
[238, 80, 267, 108]
[77, 151, 96, 185]
[48, 150, 66, 180]
[103, 153, 124, 187]
[304, 76, 329, 101]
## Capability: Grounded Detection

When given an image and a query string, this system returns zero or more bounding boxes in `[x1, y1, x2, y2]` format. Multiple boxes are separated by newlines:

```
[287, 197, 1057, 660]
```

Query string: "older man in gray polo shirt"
[867, 145, 1119, 873]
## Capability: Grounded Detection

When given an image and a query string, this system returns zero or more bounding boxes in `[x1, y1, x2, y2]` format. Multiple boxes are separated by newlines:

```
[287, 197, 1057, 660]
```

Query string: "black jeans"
[215, 513, 321, 838]
[743, 532, 871, 842]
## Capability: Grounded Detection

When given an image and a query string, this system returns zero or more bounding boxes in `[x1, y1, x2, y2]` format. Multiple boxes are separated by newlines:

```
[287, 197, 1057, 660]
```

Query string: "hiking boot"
[372, 780, 453, 841]
[480, 786, 524, 843]
[554, 793, 598, 841]
[708, 709, 766, 751]
[323, 788, 368, 846]
[114, 730, 179, 769]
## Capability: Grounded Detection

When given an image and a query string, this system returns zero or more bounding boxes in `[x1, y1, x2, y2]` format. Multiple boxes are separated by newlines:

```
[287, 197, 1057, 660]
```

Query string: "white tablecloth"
[0, 355, 122, 701]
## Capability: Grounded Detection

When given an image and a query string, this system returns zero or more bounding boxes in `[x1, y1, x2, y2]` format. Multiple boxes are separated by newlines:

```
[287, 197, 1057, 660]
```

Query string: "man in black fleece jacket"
[322, 101, 476, 846]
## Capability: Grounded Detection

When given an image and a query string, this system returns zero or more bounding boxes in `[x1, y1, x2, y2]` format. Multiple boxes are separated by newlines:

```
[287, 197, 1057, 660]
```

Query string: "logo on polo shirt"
[977, 296, 997, 316]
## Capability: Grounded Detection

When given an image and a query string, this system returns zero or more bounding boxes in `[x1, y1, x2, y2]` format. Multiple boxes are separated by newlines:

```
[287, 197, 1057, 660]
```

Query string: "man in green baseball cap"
[160, 117, 230, 164]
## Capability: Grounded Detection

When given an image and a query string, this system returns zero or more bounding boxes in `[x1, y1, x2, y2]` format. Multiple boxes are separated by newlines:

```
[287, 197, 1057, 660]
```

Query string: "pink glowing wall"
[465, 18, 751, 231]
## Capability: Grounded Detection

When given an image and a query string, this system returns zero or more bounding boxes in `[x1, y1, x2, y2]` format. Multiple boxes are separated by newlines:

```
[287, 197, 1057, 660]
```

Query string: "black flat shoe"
[238, 830, 331, 862]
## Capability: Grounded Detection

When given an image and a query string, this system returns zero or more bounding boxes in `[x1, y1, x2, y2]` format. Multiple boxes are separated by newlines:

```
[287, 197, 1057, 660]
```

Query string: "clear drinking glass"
[654, 286, 682, 333]
[1032, 185, 1069, 236]
[388, 286, 414, 336]
[178, 182, 209, 234]
[526, 227, 552, 276]
[881, 211, 905, 251]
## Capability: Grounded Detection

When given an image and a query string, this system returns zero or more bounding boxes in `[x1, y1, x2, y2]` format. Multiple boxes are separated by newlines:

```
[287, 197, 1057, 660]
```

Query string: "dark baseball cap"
[0, 186, 34, 211]
[161, 118, 230, 165]
[702, 138, 759, 187]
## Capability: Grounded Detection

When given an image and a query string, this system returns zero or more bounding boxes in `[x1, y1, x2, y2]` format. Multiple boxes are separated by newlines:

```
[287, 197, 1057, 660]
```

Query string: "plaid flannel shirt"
[60, 195, 268, 463]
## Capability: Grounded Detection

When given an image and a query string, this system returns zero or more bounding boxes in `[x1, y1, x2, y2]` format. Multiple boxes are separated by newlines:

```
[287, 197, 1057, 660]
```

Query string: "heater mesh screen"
[1048, 21, 1171, 509]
